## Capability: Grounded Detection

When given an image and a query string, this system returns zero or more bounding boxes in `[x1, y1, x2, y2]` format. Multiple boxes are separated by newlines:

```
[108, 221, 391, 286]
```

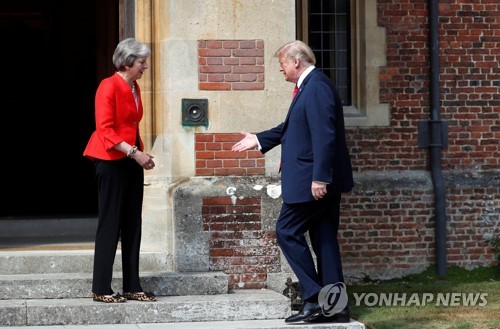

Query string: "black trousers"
[275, 192, 344, 302]
[92, 158, 144, 295]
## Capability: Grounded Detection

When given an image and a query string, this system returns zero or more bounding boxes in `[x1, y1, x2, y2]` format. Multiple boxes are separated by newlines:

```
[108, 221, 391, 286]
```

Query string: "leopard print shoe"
[123, 291, 156, 301]
[92, 292, 127, 303]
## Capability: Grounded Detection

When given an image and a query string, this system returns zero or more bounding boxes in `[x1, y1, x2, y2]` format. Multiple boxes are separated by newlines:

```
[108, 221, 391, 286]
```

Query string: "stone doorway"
[0, 0, 119, 219]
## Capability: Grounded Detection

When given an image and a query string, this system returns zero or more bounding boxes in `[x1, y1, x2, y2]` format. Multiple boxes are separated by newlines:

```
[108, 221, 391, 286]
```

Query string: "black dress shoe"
[304, 311, 350, 323]
[285, 301, 321, 323]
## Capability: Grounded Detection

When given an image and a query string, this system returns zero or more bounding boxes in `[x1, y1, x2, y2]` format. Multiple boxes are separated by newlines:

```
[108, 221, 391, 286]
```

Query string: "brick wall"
[195, 133, 265, 176]
[446, 181, 498, 266]
[340, 0, 499, 273]
[195, 4, 499, 174]
[340, 188, 436, 277]
[175, 174, 497, 289]
[339, 178, 497, 280]
[198, 40, 264, 91]
[202, 196, 280, 289]
[190, 1, 499, 285]
[343, 0, 500, 268]
[364, 0, 500, 172]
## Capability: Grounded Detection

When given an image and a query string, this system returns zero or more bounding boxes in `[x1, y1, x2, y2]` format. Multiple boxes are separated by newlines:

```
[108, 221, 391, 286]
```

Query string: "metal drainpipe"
[428, 0, 448, 278]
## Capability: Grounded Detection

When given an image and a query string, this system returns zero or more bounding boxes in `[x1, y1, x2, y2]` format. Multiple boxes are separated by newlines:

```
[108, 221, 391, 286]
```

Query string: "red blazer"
[84, 72, 144, 160]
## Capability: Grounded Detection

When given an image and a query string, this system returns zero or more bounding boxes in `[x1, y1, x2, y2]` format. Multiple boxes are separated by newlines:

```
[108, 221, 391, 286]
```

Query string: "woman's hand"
[116, 142, 155, 170]
[134, 151, 155, 170]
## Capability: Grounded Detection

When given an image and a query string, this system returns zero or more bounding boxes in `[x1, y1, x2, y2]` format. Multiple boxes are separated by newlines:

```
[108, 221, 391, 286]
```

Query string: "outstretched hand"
[231, 131, 258, 152]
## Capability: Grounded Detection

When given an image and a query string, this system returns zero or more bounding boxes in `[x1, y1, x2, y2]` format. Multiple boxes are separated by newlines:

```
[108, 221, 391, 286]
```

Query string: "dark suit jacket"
[257, 68, 354, 203]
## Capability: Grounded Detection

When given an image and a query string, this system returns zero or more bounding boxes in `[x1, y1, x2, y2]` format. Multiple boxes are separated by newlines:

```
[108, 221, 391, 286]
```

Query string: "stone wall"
[173, 173, 498, 293]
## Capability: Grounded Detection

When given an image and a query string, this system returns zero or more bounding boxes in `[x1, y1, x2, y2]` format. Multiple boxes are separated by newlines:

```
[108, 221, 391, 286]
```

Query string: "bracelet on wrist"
[127, 146, 138, 158]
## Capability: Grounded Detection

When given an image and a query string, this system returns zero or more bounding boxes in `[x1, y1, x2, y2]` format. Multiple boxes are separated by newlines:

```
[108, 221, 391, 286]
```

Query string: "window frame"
[299, 0, 352, 106]
[296, 0, 389, 126]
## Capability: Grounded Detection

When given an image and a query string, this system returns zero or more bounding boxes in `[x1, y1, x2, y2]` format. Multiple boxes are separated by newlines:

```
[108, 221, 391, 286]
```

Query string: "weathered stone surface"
[0, 271, 228, 299]
[0, 251, 167, 275]
[0, 300, 26, 326]
[13, 290, 289, 326]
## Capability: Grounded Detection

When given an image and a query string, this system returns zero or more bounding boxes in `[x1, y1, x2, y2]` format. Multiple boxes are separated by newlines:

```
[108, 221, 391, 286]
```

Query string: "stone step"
[0, 250, 167, 275]
[0, 218, 97, 240]
[0, 271, 228, 300]
[6, 319, 366, 329]
[1, 289, 293, 327]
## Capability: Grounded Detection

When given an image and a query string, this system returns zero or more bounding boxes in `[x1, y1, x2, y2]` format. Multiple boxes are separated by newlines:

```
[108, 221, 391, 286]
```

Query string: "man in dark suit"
[232, 40, 354, 323]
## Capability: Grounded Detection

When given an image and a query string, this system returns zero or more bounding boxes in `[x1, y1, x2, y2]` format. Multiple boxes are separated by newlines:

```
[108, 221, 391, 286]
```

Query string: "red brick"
[206, 40, 222, 49]
[232, 49, 264, 57]
[214, 168, 246, 176]
[214, 134, 242, 142]
[199, 82, 231, 90]
[198, 49, 231, 57]
[210, 248, 234, 257]
[222, 40, 239, 49]
[246, 168, 265, 175]
[223, 159, 239, 167]
[203, 197, 232, 205]
[200, 65, 232, 74]
[196, 168, 214, 176]
[239, 159, 256, 167]
[196, 134, 213, 142]
[206, 160, 223, 168]
[196, 151, 215, 159]
[214, 151, 247, 159]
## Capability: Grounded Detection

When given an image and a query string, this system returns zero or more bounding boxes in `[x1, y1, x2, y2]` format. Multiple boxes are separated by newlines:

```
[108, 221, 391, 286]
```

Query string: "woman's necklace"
[118, 72, 134, 90]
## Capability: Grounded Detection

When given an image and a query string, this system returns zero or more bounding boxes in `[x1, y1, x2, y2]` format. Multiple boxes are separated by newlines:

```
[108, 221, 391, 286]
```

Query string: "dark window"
[298, 0, 351, 106]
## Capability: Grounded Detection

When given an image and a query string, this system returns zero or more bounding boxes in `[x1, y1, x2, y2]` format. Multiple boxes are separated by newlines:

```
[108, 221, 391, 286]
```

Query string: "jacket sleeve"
[256, 122, 284, 154]
[94, 79, 125, 151]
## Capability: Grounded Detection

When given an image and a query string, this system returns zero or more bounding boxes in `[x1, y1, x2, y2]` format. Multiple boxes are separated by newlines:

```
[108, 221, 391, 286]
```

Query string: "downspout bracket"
[417, 120, 448, 148]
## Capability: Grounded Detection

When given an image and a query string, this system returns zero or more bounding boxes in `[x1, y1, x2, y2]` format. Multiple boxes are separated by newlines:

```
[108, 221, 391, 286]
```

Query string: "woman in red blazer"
[84, 38, 156, 303]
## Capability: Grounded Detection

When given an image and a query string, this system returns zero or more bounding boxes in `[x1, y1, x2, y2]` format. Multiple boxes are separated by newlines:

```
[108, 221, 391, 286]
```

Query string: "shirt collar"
[297, 65, 315, 88]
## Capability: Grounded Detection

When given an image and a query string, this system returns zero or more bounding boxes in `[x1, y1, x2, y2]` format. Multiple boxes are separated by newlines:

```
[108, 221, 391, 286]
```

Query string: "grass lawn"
[347, 265, 499, 329]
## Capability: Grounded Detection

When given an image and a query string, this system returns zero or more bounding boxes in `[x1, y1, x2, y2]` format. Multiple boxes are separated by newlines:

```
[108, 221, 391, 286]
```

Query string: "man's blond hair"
[274, 40, 316, 66]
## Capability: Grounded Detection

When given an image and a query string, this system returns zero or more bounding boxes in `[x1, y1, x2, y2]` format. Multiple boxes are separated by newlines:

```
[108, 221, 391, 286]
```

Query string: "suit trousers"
[276, 192, 344, 302]
[92, 158, 144, 295]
